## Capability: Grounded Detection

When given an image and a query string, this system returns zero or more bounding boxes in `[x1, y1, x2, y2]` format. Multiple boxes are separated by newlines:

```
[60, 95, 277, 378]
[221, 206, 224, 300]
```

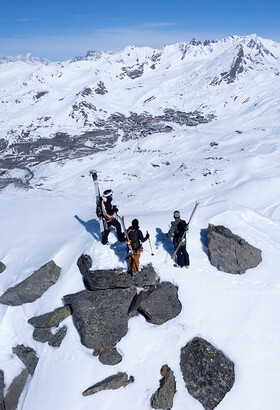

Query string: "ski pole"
[147, 232, 154, 256]
[156, 238, 165, 249]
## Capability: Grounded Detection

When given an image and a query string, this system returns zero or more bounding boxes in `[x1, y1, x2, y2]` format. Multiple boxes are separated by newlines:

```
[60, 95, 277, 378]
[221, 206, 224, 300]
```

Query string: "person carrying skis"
[127, 219, 149, 274]
[166, 210, 190, 268]
[101, 189, 125, 245]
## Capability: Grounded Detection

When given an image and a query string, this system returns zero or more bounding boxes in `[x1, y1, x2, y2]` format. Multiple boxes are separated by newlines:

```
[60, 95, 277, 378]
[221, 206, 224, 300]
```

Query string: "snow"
[1, 35, 280, 409]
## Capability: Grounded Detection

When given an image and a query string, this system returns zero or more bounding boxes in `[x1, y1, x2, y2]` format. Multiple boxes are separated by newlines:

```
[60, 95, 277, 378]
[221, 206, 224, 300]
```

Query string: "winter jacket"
[166, 217, 186, 247]
[127, 225, 149, 252]
[102, 197, 118, 221]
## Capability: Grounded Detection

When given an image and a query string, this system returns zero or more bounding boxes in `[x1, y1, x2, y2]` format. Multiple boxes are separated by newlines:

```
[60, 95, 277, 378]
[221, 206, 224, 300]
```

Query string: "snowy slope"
[1, 35, 280, 410]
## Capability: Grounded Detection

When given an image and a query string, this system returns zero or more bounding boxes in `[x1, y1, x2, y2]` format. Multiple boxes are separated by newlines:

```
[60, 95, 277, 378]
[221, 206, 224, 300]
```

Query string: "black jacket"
[103, 197, 118, 217]
[127, 226, 148, 251]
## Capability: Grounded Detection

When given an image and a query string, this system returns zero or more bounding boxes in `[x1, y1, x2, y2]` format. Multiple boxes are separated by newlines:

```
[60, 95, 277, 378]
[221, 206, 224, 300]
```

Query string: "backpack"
[177, 220, 187, 237]
[127, 228, 139, 250]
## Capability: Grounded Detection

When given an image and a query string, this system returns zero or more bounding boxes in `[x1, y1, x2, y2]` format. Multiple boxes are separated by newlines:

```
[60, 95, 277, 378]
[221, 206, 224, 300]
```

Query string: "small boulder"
[208, 224, 262, 274]
[180, 337, 235, 410]
[0, 370, 4, 410]
[151, 365, 176, 409]
[12, 345, 39, 375]
[48, 326, 67, 348]
[98, 347, 122, 366]
[64, 286, 137, 350]
[28, 305, 71, 328]
[0, 261, 61, 306]
[136, 282, 182, 325]
[0, 262, 6, 274]
[33, 327, 52, 343]
[82, 372, 134, 396]
[4, 369, 29, 410]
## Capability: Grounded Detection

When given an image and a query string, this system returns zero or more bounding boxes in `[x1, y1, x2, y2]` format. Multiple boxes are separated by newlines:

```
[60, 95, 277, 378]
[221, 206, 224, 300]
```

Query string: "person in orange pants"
[127, 219, 149, 274]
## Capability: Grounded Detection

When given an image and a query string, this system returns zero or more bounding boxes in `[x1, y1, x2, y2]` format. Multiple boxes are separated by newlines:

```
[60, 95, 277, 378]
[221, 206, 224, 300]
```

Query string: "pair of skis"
[90, 170, 138, 273]
[171, 201, 199, 262]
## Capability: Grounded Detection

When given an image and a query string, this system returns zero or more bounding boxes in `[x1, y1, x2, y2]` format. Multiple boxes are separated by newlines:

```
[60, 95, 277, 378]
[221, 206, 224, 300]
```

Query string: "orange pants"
[129, 250, 141, 273]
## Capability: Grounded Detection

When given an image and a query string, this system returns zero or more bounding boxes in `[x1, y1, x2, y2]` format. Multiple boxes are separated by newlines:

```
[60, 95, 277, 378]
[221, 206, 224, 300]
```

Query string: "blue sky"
[1, 0, 280, 60]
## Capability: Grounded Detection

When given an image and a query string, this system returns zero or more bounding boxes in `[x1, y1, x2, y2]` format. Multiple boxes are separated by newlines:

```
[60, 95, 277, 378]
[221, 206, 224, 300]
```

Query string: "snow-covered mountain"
[1, 34, 280, 410]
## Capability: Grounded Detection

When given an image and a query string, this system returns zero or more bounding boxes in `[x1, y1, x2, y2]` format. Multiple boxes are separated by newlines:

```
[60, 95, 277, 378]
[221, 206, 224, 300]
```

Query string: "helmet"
[103, 189, 113, 198]
[132, 219, 139, 227]
[173, 210, 180, 218]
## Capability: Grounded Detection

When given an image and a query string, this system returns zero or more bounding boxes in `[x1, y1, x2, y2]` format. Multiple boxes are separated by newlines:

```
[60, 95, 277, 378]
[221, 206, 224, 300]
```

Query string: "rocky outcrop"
[0, 261, 61, 306]
[180, 337, 235, 410]
[77, 254, 158, 289]
[12, 345, 39, 375]
[0, 370, 5, 410]
[28, 306, 69, 348]
[98, 347, 122, 366]
[0, 263, 6, 274]
[82, 372, 134, 396]
[207, 224, 262, 274]
[134, 282, 182, 324]
[151, 365, 176, 409]
[64, 286, 137, 351]
[4, 369, 29, 410]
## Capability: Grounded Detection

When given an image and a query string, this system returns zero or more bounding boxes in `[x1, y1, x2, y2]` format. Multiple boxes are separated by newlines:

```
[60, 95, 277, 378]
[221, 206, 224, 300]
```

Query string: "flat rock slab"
[28, 305, 71, 328]
[48, 326, 67, 348]
[98, 347, 122, 366]
[136, 282, 182, 325]
[0, 262, 6, 274]
[151, 365, 176, 409]
[77, 254, 158, 289]
[4, 369, 29, 410]
[207, 224, 262, 274]
[0, 370, 4, 410]
[0, 261, 61, 306]
[64, 286, 137, 350]
[12, 345, 39, 375]
[82, 372, 134, 396]
[180, 337, 235, 410]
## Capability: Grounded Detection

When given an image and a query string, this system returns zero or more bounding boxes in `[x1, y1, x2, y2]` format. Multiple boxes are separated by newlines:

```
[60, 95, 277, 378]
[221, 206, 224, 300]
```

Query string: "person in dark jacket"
[166, 210, 189, 268]
[101, 189, 125, 245]
[127, 219, 149, 274]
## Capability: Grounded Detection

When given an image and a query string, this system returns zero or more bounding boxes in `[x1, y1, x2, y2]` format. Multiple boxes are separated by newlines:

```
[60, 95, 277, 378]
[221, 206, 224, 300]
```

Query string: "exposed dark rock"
[82, 372, 134, 396]
[64, 286, 137, 350]
[77, 254, 158, 290]
[207, 224, 262, 274]
[98, 347, 122, 366]
[0, 261, 61, 306]
[12, 345, 39, 375]
[48, 325, 67, 348]
[151, 365, 176, 409]
[0, 263, 6, 274]
[28, 305, 71, 328]
[211, 46, 245, 85]
[0, 370, 5, 410]
[136, 282, 182, 324]
[94, 81, 108, 95]
[33, 327, 53, 343]
[33, 91, 48, 100]
[4, 369, 29, 410]
[180, 337, 235, 410]
[122, 64, 144, 79]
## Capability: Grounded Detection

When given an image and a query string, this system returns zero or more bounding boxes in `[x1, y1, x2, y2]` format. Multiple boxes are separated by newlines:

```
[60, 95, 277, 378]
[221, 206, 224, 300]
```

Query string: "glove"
[113, 206, 118, 212]
[145, 232, 150, 240]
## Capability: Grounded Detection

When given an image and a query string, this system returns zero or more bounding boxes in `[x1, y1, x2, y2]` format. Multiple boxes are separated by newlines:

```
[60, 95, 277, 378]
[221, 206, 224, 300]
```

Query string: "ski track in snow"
[1, 36, 280, 410]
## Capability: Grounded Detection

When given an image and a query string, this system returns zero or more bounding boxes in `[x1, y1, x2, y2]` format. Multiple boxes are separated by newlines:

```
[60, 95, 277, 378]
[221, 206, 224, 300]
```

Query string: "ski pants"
[102, 219, 124, 244]
[129, 249, 141, 273]
[176, 244, 190, 267]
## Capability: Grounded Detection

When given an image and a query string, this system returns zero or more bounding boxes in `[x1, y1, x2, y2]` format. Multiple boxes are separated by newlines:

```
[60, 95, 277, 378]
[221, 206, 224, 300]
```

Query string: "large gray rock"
[4, 369, 29, 410]
[0, 370, 5, 410]
[136, 282, 182, 325]
[64, 286, 137, 350]
[180, 337, 235, 410]
[0, 263, 6, 274]
[0, 261, 61, 306]
[82, 372, 134, 396]
[208, 224, 262, 274]
[28, 305, 71, 328]
[77, 254, 158, 289]
[12, 345, 39, 375]
[151, 365, 176, 409]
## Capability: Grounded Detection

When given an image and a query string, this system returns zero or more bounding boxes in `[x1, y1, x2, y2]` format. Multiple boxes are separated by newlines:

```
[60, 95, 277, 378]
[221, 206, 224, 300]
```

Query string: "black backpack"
[127, 227, 139, 250]
[177, 220, 187, 237]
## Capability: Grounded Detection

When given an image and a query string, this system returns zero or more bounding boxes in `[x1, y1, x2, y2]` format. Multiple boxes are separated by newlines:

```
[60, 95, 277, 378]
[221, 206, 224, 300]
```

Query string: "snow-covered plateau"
[0, 34, 280, 410]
